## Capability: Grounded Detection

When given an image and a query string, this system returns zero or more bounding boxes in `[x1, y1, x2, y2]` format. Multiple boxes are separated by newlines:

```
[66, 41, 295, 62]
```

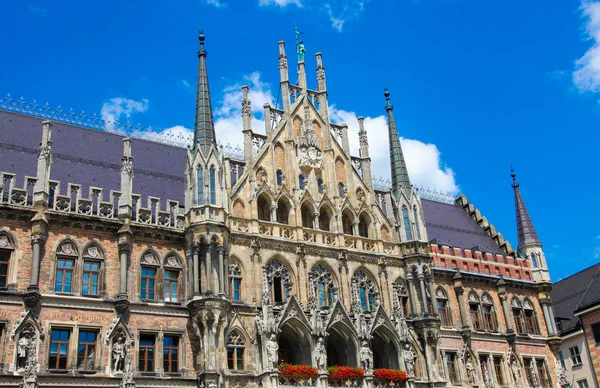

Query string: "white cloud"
[324, 0, 369, 32]
[28, 5, 48, 16]
[329, 105, 459, 194]
[179, 80, 194, 94]
[259, 0, 302, 6]
[101, 97, 150, 130]
[205, 0, 225, 7]
[574, 1, 600, 93]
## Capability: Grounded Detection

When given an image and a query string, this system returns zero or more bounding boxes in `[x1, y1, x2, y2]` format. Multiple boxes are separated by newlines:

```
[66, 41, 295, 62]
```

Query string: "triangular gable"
[227, 311, 255, 344]
[104, 316, 133, 345]
[10, 310, 44, 340]
[278, 295, 311, 332]
[325, 300, 357, 336]
[299, 189, 318, 209]
[369, 305, 400, 343]
[340, 198, 357, 217]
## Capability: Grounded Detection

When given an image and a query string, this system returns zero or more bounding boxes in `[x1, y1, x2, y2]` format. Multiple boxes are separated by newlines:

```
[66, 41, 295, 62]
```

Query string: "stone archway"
[278, 321, 312, 365]
[326, 323, 358, 367]
[372, 328, 400, 369]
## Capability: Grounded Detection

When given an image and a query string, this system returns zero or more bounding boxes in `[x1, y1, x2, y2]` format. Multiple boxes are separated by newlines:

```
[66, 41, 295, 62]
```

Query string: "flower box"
[279, 363, 318, 381]
[373, 368, 408, 383]
[327, 366, 365, 380]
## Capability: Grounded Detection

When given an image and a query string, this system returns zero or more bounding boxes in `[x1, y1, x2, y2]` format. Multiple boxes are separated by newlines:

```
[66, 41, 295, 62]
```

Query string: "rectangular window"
[273, 277, 283, 303]
[210, 168, 216, 205]
[438, 300, 450, 326]
[483, 305, 496, 331]
[470, 304, 483, 330]
[493, 356, 505, 385]
[523, 358, 534, 386]
[77, 330, 97, 371]
[569, 346, 582, 366]
[82, 261, 100, 296]
[163, 335, 179, 373]
[359, 287, 368, 311]
[164, 270, 179, 302]
[138, 334, 156, 372]
[578, 379, 590, 388]
[558, 351, 566, 369]
[478, 355, 489, 381]
[141, 267, 156, 301]
[55, 258, 75, 293]
[513, 309, 526, 334]
[227, 346, 245, 370]
[536, 359, 549, 387]
[525, 310, 539, 335]
[230, 278, 241, 301]
[49, 328, 70, 370]
[0, 250, 10, 288]
[592, 323, 600, 345]
[445, 352, 459, 384]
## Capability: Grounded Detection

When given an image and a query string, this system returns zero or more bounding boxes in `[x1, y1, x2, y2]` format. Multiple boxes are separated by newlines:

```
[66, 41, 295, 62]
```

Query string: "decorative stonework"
[298, 106, 322, 170]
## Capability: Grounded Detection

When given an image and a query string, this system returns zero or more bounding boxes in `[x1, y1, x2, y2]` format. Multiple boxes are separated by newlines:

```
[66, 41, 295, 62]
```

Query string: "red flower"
[373, 368, 408, 383]
[279, 363, 318, 380]
[328, 366, 365, 380]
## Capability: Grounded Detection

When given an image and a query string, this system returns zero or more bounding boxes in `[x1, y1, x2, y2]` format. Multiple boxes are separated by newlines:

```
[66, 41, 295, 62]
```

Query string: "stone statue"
[511, 358, 523, 388]
[403, 344, 415, 376]
[399, 317, 409, 341]
[315, 337, 327, 371]
[359, 341, 373, 373]
[555, 356, 568, 385]
[297, 40, 306, 63]
[17, 331, 31, 370]
[266, 334, 279, 367]
[465, 355, 476, 385]
[113, 337, 125, 372]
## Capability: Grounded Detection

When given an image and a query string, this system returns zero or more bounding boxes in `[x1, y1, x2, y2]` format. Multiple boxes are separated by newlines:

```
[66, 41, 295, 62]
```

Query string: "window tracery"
[229, 263, 242, 301]
[311, 264, 335, 307]
[402, 206, 412, 240]
[353, 270, 377, 312]
[264, 259, 291, 303]
[227, 330, 245, 370]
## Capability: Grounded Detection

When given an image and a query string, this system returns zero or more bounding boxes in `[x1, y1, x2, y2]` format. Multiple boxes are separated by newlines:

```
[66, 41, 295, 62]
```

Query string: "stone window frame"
[226, 329, 246, 371]
[162, 334, 181, 375]
[0, 231, 17, 290]
[468, 292, 484, 331]
[521, 355, 550, 387]
[480, 292, 498, 332]
[51, 240, 79, 295]
[134, 328, 186, 376]
[76, 328, 100, 373]
[80, 243, 106, 298]
[477, 352, 506, 386]
[264, 258, 293, 304]
[44, 323, 103, 374]
[309, 263, 337, 308]
[401, 206, 412, 241]
[352, 268, 378, 313]
[436, 286, 452, 327]
[138, 250, 185, 304]
[393, 279, 410, 317]
[197, 165, 205, 206]
[439, 349, 461, 385]
[522, 298, 540, 335]
[229, 259, 243, 302]
[163, 253, 183, 303]
[511, 297, 527, 335]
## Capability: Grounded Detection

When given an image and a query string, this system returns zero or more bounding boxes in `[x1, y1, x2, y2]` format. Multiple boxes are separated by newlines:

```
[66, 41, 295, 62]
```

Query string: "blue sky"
[2, 0, 600, 281]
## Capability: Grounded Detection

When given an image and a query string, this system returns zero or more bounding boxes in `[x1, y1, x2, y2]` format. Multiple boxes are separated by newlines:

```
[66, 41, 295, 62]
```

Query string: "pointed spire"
[384, 89, 411, 200]
[193, 30, 216, 155]
[511, 167, 541, 248]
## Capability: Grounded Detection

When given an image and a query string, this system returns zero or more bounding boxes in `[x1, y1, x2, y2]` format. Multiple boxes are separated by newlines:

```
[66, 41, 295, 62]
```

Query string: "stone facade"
[0, 33, 562, 388]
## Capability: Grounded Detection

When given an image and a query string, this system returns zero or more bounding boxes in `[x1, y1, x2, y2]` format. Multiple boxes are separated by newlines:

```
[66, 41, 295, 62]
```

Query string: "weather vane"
[295, 24, 305, 63]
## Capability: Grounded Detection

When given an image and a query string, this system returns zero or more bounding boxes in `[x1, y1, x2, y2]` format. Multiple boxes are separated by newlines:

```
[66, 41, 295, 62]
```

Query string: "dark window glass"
[493, 356, 505, 385]
[138, 334, 155, 372]
[227, 331, 245, 371]
[164, 270, 179, 302]
[569, 346, 582, 365]
[317, 179, 324, 193]
[141, 267, 156, 300]
[513, 309, 526, 334]
[273, 276, 283, 303]
[55, 258, 74, 293]
[210, 167, 216, 205]
[276, 170, 283, 185]
[591, 323, 600, 344]
[82, 261, 100, 296]
[197, 169, 204, 205]
[482, 304, 496, 331]
[77, 330, 97, 371]
[49, 329, 70, 370]
[402, 207, 412, 240]
[229, 265, 242, 301]
[445, 352, 458, 384]
[338, 183, 344, 198]
[0, 250, 10, 288]
[470, 304, 483, 330]
[524, 309, 539, 335]
[299, 175, 305, 190]
[163, 336, 179, 373]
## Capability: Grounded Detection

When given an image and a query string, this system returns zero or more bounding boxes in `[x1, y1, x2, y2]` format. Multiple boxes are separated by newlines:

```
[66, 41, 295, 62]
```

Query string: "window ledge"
[48, 369, 69, 374]
[81, 294, 101, 299]
[164, 372, 182, 377]
[77, 369, 97, 375]
[138, 372, 157, 377]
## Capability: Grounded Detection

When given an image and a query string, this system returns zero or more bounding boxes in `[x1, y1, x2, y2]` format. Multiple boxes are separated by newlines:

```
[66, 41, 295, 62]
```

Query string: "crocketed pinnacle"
[193, 30, 217, 155]
[385, 88, 411, 200]
[511, 168, 541, 248]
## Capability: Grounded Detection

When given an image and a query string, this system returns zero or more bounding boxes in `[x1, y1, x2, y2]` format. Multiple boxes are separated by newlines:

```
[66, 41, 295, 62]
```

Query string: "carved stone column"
[427, 275, 439, 316]
[193, 245, 200, 296]
[28, 235, 45, 292]
[453, 272, 468, 328]
[497, 278, 513, 332]
[417, 271, 429, 316]
[406, 273, 419, 317]
[217, 246, 225, 295]
[117, 243, 131, 298]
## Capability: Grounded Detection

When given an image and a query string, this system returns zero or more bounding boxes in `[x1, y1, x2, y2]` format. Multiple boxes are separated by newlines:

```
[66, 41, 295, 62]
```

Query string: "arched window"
[82, 244, 104, 297]
[55, 241, 78, 294]
[394, 282, 410, 317]
[523, 299, 540, 335]
[317, 178, 324, 193]
[227, 331, 245, 371]
[512, 298, 526, 334]
[342, 209, 354, 235]
[468, 292, 484, 330]
[319, 206, 333, 231]
[197, 167, 204, 205]
[338, 182, 345, 198]
[140, 251, 159, 301]
[299, 174, 305, 190]
[301, 202, 314, 228]
[276, 197, 291, 224]
[229, 263, 242, 301]
[209, 166, 216, 205]
[358, 212, 370, 238]
[402, 206, 412, 241]
[353, 270, 377, 312]
[231, 165, 238, 187]
[257, 193, 272, 222]
[437, 287, 452, 327]
[413, 206, 422, 240]
[265, 259, 292, 303]
[481, 293, 497, 331]
[164, 254, 182, 303]
[276, 170, 284, 185]
[311, 264, 335, 307]
[0, 233, 14, 289]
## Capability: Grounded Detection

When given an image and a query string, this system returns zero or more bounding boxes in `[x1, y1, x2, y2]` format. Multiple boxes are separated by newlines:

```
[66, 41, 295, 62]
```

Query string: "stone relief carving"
[315, 337, 327, 372]
[511, 358, 523, 388]
[403, 344, 415, 377]
[112, 336, 126, 372]
[298, 106, 322, 170]
[465, 353, 477, 385]
[359, 340, 373, 374]
[266, 334, 279, 368]
[17, 328, 38, 388]
[554, 355, 568, 386]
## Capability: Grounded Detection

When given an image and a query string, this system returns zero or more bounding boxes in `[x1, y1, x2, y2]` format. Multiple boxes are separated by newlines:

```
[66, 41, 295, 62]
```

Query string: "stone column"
[224, 249, 230, 298]
[548, 306, 558, 334]
[117, 243, 130, 298]
[417, 272, 429, 315]
[427, 276, 439, 316]
[406, 273, 419, 316]
[497, 279, 513, 332]
[218, 246, 225, 295]
[313, 212, 319, 230]
[542, 303, 555, 335]
[453, 273, 468, 327]
[205, 245, 213, 293]
[193, 245, 200, 295]
[28, 235, 45, 291]
[187, 248, 194, 298]
[352, 219, 359, 236]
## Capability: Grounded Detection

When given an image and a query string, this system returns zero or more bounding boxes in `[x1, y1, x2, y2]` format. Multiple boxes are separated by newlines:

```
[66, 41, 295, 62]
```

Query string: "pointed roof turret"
[511, 168, 541, 248]
[193, 30, 216, 155]
[384, 89, 411, 200]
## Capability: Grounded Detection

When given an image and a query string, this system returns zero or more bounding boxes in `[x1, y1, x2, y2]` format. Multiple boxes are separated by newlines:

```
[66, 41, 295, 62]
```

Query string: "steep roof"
[551, 263, 600, 334]
[421, 199, 504, 255]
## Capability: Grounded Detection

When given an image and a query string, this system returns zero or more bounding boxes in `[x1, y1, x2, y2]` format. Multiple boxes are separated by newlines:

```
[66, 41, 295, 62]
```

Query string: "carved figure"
[315, 337, 327, 371]
[297, 41, 306, 62]
[555, 356, 568, 385]
[113, 337, 125, 372]
[359, 341, 373, 373]
[511, 359, 523, 388]
[403, 344, 415, 376]
[266, 334, 279, 367]
[465, 356, 476, 385]
[17, 331, 32, 370]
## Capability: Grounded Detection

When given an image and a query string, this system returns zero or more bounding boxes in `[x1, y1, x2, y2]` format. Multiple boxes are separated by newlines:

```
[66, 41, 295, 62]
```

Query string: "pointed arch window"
[299, 174, 305, 190]
[229, 263, 242, 301]
[436, 287, 452, 327]
[402, 206, 412, 241]
[353, 270, 377, 312]
[0, 233, 15, 289]
[276, 170, 284, 185]
[394, 282, 410, 317]
[338, 182, 345, 198]
[140, 252, 159, 301]
[413, 206, 422, 240]
[197, 167, 204, 205]
[481, 293, 497, 331]
[227, 330, 245, 370]
[523, 299, 540, 335]
[55, 241, 78, 294]
[209, 166, 216, 205]
[82, 245, 104, 297]
[164, 254, 182, 303]
[264, 259, 292, 303]
[311, 264, 335, 307]
[317, 178, 324, 193]
[468, 292, 484, 330]
[512, 298, 526, 334]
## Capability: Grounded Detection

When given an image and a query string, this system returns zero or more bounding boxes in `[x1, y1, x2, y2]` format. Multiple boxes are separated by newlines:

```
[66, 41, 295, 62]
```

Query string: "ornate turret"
[384, 89, 411, 200]
[193, 31, 216, 156]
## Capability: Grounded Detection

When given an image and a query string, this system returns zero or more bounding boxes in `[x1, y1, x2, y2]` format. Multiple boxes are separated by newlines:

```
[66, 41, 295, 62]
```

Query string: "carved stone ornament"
[60, 242, 74, 255]
[112, 336, 126, 372]
[17, 329, 38, 388]
[403, 344, 415, 376]
[317, 66, 326, 82]
[298, 106, 323, 170]
[120, 156, 133, 176]
[554, 356, 568, 385]
[241, 99, 252, 118]
[358, 129, 368, 147]
[315, 337, 327, 372]
[86, 246, 99, 258]
[359, 340, 374, 374]
[141, 253, 157, 265]
[166, 256, 180, 267]
[279, 54, 288, 70]
[38, 144, 52, 160]
[266, 334, 279, 369]
[0, 235, 9, 248]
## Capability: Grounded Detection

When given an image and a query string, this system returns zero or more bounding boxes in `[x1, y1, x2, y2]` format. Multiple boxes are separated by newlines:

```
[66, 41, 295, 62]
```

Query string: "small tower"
[384, 89, 411, 201]
[511, 169, 550, 282]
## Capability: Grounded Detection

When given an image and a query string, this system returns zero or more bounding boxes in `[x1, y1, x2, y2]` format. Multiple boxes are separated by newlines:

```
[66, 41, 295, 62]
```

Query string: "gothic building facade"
[0, 33, 564, 388]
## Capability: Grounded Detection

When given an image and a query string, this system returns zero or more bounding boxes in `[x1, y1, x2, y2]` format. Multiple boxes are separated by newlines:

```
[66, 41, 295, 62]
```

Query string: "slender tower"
[385, 89, 411, 201]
